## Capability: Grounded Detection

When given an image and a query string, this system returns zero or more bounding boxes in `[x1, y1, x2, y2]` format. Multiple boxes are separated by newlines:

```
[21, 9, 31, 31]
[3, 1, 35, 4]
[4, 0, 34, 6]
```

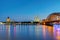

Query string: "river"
[0, 24, 60, 40]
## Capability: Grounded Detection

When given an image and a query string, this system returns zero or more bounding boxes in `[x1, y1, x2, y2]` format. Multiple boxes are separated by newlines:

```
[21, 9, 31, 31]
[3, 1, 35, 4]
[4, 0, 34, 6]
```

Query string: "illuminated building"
[34, 16, 40, 22]
[7, 17, 10, 22]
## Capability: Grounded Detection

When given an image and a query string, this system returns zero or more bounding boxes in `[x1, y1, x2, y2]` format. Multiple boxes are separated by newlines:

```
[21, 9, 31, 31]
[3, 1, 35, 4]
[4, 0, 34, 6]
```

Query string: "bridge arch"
[46, 12, 60, 21]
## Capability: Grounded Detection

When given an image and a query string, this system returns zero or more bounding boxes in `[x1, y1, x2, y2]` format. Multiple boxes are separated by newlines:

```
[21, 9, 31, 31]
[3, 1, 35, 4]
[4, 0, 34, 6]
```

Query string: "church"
[6, 17, 10, 22]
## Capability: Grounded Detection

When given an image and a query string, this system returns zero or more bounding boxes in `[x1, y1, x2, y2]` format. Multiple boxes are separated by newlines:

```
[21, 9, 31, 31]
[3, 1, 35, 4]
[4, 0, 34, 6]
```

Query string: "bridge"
[0, 12, 60, 25]
[0, 16, 41, 25]
[42, 12, 60, 26]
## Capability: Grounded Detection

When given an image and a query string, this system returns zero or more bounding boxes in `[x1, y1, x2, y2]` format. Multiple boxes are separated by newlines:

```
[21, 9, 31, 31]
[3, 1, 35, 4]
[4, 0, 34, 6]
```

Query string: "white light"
[0, 22, 3, 24]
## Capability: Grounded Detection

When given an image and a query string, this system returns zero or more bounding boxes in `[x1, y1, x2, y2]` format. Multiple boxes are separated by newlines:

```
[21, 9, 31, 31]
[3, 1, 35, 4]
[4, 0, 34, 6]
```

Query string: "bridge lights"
[43, 22, 45, 25]
[0, 22, 3, 24]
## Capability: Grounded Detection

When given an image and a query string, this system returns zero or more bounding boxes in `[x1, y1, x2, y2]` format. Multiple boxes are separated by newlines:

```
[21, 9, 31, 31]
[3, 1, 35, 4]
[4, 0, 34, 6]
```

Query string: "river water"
[0, 24, 60, 40]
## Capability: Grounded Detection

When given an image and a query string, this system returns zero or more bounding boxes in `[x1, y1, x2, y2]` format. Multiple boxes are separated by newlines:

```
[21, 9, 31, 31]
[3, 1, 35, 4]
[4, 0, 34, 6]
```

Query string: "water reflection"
[47, 26, 53, 40]
[35, 25, 43, 40]
[0, 24, 60, 40]
[0, 24, 6, 40]
[14, 25, 16, 40]
[6, 24, 10, 40]
[5, 24, 16, 40]
[54, 25, 60, 40]
[42, 25, 54, 40]
[42, 25, 47, 40]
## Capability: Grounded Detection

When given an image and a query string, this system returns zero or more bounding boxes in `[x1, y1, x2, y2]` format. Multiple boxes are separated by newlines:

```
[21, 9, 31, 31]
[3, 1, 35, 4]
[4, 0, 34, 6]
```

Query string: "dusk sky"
[0, 0, 60, 21]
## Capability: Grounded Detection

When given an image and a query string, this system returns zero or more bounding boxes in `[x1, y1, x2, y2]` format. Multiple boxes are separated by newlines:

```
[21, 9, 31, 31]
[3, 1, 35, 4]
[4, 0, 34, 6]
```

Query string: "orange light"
[44, 22, 45, 25]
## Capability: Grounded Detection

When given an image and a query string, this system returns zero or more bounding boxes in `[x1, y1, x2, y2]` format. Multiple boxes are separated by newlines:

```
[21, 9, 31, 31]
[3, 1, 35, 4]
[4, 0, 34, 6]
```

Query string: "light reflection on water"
[0, 24, 60, 40]
[53, 25, 60, 40]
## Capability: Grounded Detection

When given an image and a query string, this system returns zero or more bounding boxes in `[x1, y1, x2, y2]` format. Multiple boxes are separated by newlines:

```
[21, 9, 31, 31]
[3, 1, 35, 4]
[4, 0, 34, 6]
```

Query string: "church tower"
[34, 16, 40, 22]
[7, 17, 10, 22]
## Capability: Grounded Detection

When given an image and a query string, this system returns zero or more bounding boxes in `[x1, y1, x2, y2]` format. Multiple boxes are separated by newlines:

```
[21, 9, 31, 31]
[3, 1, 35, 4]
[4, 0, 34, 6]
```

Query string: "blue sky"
[0, 0, 60, 21]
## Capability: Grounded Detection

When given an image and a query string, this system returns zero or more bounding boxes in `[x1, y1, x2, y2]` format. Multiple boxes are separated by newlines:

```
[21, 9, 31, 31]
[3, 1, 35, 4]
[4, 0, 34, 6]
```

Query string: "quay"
[2, 21, 40, 25]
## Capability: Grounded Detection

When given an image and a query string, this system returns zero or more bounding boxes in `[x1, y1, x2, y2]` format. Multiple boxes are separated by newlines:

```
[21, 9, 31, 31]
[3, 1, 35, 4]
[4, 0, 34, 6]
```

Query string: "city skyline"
[0, 0, 60, 21]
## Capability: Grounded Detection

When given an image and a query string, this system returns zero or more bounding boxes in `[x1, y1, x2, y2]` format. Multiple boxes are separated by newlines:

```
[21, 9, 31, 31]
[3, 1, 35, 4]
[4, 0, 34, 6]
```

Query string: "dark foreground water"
[0, 24, 60, 40]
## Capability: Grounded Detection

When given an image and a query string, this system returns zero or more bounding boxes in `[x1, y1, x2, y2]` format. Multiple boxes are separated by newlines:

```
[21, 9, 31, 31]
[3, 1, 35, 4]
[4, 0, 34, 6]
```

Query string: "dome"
[7, 17, 10, 22]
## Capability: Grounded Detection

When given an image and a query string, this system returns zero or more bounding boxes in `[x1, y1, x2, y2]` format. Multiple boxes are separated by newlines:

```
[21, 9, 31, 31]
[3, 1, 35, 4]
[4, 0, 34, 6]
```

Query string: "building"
[34, 16, 40, 22]
[6, 17, 10, 22]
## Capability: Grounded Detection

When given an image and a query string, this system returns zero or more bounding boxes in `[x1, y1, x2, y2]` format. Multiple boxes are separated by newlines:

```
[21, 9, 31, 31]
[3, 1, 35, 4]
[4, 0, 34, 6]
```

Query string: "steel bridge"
[42, 12, 60, 26]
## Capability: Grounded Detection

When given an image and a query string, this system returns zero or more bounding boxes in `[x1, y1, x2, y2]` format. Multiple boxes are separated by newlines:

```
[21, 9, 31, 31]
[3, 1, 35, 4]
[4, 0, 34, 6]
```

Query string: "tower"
[34, 16, 40, 22]
[7, 17, 10, 22]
